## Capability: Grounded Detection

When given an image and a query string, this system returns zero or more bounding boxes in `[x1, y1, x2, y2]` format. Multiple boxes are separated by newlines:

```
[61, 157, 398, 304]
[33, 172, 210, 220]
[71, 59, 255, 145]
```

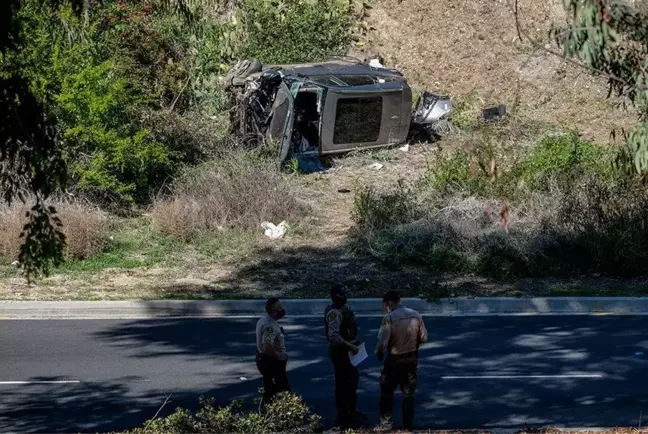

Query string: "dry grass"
[353, 0, 636, 143]
[0, 199, 107, 262]
[152, 152, 310, 239]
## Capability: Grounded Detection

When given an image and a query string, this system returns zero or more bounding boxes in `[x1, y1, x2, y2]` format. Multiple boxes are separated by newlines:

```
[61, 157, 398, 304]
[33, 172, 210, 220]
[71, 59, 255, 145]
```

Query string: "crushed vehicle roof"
[248, 60, 407, 87]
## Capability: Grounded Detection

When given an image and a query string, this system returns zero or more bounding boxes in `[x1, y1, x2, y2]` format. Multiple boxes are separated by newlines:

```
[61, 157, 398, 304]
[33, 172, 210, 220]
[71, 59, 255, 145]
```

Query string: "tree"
[0, 0, 202, 281]
[550, 0, 648, 175]
[1, 0, 71, 280]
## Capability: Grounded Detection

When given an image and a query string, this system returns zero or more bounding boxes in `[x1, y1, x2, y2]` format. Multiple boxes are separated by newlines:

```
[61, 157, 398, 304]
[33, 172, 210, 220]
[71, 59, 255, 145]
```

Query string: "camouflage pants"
[379, 351, 418, 431]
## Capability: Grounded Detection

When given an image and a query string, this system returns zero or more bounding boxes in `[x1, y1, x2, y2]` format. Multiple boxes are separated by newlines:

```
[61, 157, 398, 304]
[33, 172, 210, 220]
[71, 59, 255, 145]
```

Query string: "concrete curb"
[2, 297, 648, 319]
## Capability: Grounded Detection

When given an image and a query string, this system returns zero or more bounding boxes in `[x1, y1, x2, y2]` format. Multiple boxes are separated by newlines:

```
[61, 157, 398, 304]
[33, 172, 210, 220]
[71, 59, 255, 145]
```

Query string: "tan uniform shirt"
[256, 315, 286, 359]
[377, 305, 428, 356]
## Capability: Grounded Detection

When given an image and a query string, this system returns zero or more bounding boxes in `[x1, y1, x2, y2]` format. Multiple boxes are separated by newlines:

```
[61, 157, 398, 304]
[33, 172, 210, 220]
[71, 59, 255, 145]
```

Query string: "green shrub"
[55, 55, 171, 204]
[422, 151, 491, 198]
[241, 0, 351, 64]
[127, 392, 322, 434]
[422, 132, 615, 203]
[352, 132, 648, 279]
[497, 132, 615, 200]
[352, 181, 420, 234]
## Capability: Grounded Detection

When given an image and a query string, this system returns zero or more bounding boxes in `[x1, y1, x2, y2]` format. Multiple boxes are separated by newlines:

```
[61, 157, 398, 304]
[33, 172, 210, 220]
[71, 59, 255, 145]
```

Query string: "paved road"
[1, 315, 648, 432]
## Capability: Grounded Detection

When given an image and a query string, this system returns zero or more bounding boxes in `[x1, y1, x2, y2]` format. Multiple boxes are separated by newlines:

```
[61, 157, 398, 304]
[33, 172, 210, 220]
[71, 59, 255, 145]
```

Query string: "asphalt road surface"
[1, 315, 648, 433]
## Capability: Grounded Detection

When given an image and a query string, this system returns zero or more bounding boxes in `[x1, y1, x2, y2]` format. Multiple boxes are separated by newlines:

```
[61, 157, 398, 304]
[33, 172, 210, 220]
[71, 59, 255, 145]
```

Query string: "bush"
[152, 152, 309, 239]
[127, 392, 322, 434]
[241, 0, 351, 64]
[3, 0, 358, 212]
[352, 133, 648, 279]
[422, 131, 615, 203]
[0, 199, 107, 262]
[352, 181, 420, 234]
[498, 132, 615, 200]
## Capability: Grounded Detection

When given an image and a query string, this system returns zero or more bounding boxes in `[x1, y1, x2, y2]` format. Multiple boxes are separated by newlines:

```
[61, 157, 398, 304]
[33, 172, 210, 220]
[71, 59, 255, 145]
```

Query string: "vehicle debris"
[368, 57, 386, 69]
[224, 57, 454, 168]
[407, 91, 453, 143]
[483, 104, 507, 122]
[261, 221, 289, 240]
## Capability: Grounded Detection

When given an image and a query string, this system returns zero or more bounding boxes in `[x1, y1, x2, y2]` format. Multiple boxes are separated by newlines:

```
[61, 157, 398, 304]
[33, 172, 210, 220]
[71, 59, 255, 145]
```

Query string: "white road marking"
[0, 381, 80, 385]
[441, 374, 605, 380]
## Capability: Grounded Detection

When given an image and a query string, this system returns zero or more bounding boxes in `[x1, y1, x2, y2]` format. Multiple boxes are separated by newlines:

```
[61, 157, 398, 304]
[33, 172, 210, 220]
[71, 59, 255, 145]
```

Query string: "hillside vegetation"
[1, 0, 647, 300]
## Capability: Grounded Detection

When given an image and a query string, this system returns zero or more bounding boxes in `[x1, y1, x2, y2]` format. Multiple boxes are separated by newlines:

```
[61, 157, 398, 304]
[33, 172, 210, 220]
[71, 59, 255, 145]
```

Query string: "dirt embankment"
[354, 0, 636, 143]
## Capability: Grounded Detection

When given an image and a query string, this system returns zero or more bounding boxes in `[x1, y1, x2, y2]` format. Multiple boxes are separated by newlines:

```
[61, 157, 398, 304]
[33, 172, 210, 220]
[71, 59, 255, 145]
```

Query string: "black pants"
[256, 353, 290, 406]
[379, 351, 418, 430]
[329, 346, 359, 424]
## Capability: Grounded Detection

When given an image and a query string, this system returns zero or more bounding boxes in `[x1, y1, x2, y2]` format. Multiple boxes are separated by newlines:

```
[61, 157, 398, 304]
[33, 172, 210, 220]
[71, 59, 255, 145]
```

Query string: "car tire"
[225, 59, 262, 88]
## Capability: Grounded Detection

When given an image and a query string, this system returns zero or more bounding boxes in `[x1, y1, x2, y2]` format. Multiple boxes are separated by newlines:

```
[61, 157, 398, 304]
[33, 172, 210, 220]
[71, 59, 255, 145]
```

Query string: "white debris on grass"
[368, 162, 384, 170]
[399, 144, 410, 152]
[261, 221, 289, 240]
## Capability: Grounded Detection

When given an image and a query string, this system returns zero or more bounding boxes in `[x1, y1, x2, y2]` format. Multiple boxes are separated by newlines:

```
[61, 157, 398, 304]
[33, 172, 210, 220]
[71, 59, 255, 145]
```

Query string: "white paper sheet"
[349, 342, 368, 367]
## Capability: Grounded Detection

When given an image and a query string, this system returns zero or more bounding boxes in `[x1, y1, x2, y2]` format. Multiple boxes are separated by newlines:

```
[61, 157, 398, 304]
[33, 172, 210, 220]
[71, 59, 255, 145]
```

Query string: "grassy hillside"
[355, 0, 635, 142]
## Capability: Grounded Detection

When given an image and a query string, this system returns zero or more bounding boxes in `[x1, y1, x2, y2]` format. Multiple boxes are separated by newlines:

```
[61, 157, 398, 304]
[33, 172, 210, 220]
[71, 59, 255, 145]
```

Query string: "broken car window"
[333, 96, 383, 144]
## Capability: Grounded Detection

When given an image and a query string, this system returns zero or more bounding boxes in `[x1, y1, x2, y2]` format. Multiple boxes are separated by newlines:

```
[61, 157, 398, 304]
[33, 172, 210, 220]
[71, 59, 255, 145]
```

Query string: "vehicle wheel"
[225, 59, 262, 88]
[241, 132, 264, 150]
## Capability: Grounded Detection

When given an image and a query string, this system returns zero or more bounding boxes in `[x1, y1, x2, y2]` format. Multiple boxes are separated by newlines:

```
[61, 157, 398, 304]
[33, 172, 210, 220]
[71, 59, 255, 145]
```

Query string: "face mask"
[276, 309, 286, 319]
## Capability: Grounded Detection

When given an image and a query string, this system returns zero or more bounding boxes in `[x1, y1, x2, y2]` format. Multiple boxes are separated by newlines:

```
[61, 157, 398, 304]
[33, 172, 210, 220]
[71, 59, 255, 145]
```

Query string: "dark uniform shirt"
[325, 304, 359, 347]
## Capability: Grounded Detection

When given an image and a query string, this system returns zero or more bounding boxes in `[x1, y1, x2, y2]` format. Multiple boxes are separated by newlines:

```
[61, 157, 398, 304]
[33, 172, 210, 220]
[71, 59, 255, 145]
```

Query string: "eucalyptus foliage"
[555, 0, 648, 175]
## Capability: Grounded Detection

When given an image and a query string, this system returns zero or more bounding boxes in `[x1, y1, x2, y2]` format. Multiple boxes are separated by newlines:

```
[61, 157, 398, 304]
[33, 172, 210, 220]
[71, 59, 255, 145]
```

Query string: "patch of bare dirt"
[352, 0, 636, 143]
[293, 145, 433, 247]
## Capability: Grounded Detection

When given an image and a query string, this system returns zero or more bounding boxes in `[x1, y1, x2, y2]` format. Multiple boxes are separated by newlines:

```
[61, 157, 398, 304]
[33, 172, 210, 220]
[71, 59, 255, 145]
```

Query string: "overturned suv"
[224, 57, 452, 166]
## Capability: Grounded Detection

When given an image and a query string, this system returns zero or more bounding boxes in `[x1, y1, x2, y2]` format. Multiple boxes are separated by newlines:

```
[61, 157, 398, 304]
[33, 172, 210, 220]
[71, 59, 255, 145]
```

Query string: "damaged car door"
[267, 81, 295, 165]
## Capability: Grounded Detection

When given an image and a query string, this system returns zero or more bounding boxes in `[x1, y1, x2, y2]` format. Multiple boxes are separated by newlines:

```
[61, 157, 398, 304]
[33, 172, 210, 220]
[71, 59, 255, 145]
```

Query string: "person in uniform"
[324, 284, 367, 428]
[375, 290, 428, 432]
[256, 297, 290, 408]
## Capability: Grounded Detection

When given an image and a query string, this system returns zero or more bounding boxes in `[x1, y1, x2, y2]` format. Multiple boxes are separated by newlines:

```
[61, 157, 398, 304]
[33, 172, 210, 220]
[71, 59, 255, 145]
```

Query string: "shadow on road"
[2, 316, 648, 432]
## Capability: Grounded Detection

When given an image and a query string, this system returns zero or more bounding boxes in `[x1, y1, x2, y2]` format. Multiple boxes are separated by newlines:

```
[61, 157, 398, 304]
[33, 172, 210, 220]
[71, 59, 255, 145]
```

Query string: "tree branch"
[511, 0, 648, 94]
[145, 393, 173, 429]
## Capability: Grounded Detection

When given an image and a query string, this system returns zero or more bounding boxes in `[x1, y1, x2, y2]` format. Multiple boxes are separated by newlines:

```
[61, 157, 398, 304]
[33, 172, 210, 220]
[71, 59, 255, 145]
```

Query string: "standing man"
[324, 284, 366, 428]
[256, 297, 290, 409]
[376, 291, 428, 432]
